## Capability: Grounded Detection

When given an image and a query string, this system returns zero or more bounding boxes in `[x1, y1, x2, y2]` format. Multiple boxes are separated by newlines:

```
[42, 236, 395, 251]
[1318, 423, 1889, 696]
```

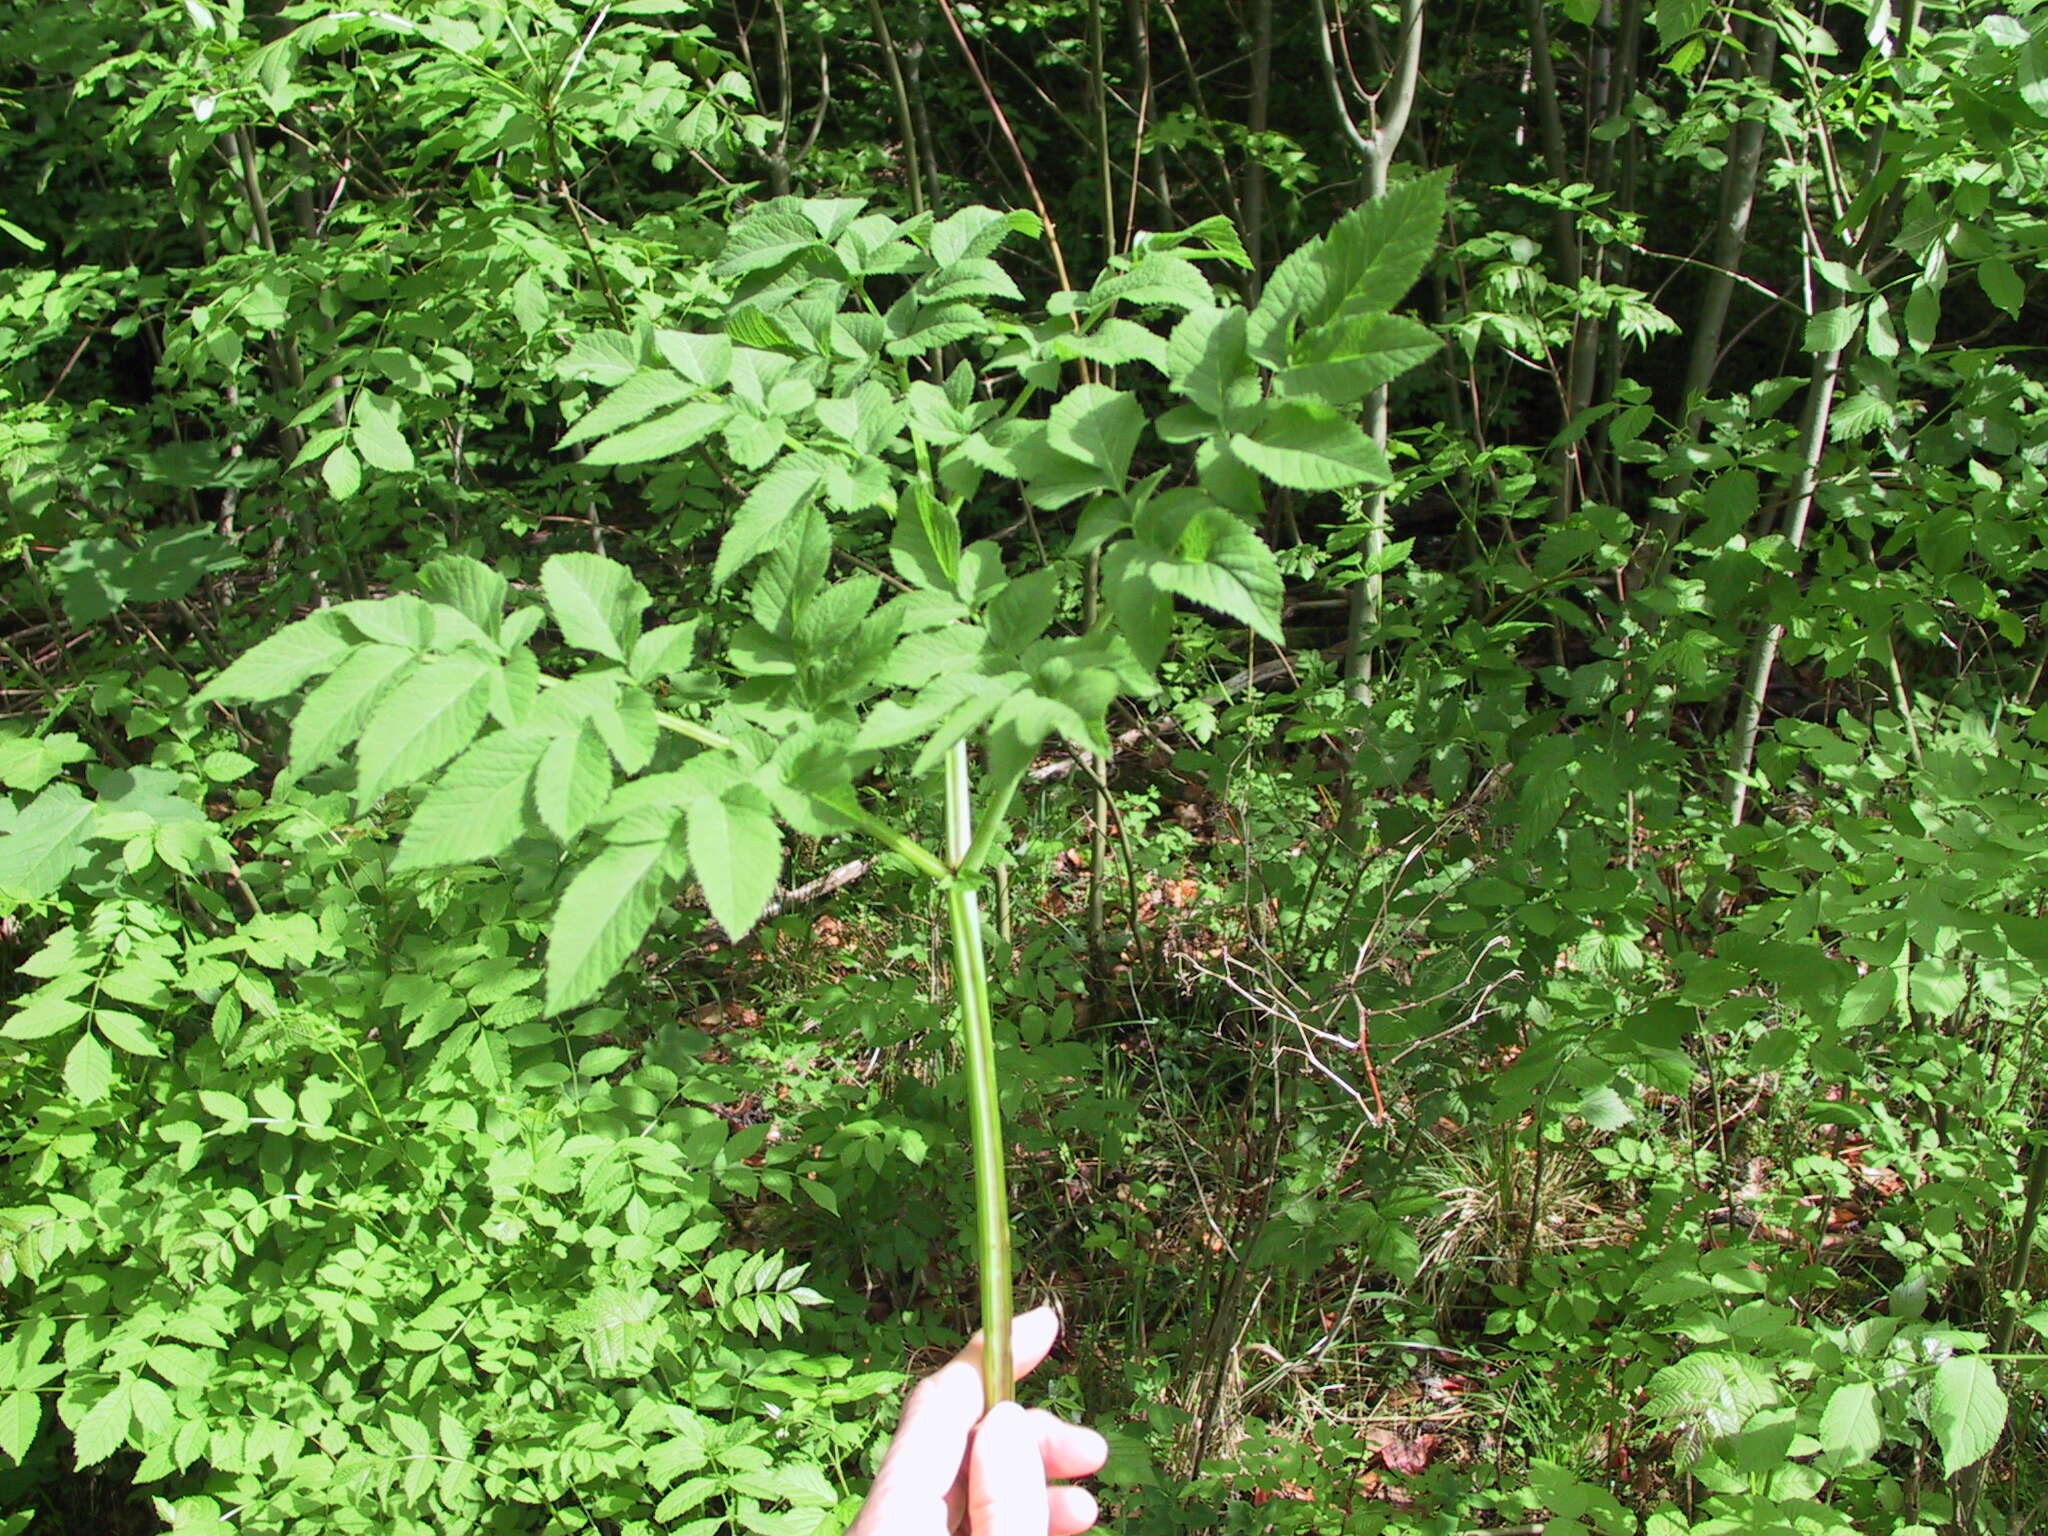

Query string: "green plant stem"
[945, 741, 1014, 1408]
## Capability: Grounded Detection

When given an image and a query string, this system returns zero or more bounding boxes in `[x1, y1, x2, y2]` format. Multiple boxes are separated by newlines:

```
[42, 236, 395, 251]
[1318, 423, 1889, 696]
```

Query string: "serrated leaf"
[561, 329, 639, 385]
[542, 553, 649, 662]
[1929, 1355, 2006, 1476]
[0, 785, 97, 900]
[1804, 304, 1861, 352]
[68, 1381, 128, 1467]
[1818, 1381, 1882, 1466]
[200, 614, 351, 703]
[559, 369, 693, 449]
[1052, 317, 1168, 372]
[653, 330, 733, 387]
[352, 655, 493, 806]
[534, 725, 612, 842]
[1248, 171, 1447, 362]
[63, 1031, 113, 1105]
[686, 790, 782, 940]
[0, 1389, 40, 1465]
[716, 460, 825, 584]
[93, 1009, 161, 1057]
[1571, 1084, 1633, 1130]
[1233, 402, 1392, 490]
[289, 643, 414, 771]
[1165, 305, 1253, 417]
[1645, 1351, 1778, 1461]
[321, 443, 361, 499]
[353, 392, 415, 473]
[2, 995, 87, 1040]
[1977, 257, 2024, 318]
[581, 400, 728, 466]
[544, 833, 688, 1014]
[334, 594, 435, 650]
[590, 688, 657, 774]
[1046, 384, 1143, 483]
[1142, 506, 1284, 643]
[418, 555, 510, 640]
[1276, 312, 1441, 405]
[393, 730, 550, 871]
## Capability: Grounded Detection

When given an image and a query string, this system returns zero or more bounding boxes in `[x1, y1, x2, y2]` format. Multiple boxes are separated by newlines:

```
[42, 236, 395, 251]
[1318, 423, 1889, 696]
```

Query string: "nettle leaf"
[1929, 1356, 2006, 1476]
[544, 831, 689, 1014]
[717, 457, 827, 584]
[200, 613, 351, 703]
[392, 730, 550, 871]
[353, 655, 494, 806]
[542, 553, 650, 662]
[535, 725, 613, 842]
[559, 369, 692, 450]
[289, 644, 414, 771]
[1233, 402, 1393, 490]
[686, 787, 783, 940]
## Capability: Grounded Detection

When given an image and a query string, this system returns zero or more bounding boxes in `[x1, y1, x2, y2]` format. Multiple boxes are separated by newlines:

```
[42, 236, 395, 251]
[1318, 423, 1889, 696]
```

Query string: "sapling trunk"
[945, 741, 1015, 1407]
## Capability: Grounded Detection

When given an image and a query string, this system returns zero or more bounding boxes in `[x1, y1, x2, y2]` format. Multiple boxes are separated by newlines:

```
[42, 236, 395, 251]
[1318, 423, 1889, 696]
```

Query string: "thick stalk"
[945, 742, 1015, 1409]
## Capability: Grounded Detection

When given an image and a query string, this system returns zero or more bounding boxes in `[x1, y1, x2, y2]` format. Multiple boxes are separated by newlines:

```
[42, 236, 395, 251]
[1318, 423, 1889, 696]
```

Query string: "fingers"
[1048, 1484, 1100, 1536]
[875, 1307, 1065, 1507]
[967, 1402, 1050, 1536]
[1009, 1304, 1063, 1382]
[1022, 1408, 1108, 1482]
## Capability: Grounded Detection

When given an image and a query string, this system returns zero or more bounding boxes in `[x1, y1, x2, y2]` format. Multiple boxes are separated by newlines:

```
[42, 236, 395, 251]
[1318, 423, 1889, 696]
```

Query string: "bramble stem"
[945, 741, 1014, 1407]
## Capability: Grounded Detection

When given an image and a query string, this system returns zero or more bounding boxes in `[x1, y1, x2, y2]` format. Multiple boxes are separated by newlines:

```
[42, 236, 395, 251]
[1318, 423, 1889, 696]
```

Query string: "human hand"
[847, 1306, 1109, 1536]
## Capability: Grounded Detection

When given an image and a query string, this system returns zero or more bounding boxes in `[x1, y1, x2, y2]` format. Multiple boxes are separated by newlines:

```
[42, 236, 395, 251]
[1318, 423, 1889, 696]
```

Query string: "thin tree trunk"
[1241, 0, 1274, 293]
[1726, 337, 1838, 826]
[868, 0, 927, 213]
[1312, 0, 1424, 709]
[1626, 21, 1780, 588]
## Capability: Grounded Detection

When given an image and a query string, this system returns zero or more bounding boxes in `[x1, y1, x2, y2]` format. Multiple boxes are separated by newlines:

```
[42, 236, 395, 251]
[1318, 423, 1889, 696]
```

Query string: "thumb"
[966, 1402, 1049, 1536]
